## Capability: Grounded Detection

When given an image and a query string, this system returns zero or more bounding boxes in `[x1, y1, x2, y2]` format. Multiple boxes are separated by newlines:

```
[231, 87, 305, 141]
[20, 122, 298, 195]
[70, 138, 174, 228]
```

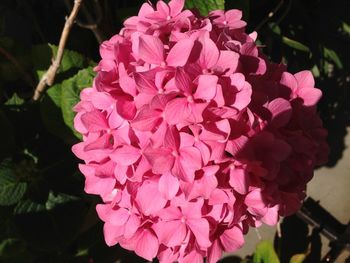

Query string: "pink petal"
[108, 106, 125, 129]
[214, 50, 239, 75]
[280, 72, 298, 91]
[153, 220, 187, 247]
[208, 240, 223, 263]
[143, 147, 175, 174]
[297, 87, 322, 106]
[169, 0, 185, 16]
[135, 230, 159, 261]
[179, 146, 202, 171]
[164, 98, 191, 125]
[268, 98, 292, 127]
[124, 214, 141, 238]
[166, 39, 195, 67]
[187, 218, 211, 248]
[131, 105, 161, 131]
[229, 166, 249, 195]
[138, 35, 164, 64]
[175, 67, 192, 94]
[103, 222, 124, 246]
[262, 205, 279, 226]
[81, 110, 108, 132]
[164, 125, 180, 150]
[295, 70, 315, 89]
[198, 37, 220, 69]
[136, 180, 167, 216]
[116, 99, 136, 120]
[91, 92, 114, 110]
[156, 1, 170, 17]
[134, 72, 157, 94]
[119, 75, 137, 96]
[110, 145, 141, 166]
[220, 226, 244, 252]
[158, 172, 180, 199]
[193, 75, 218, 100]
[79, 164, 115, 197]
[225, 9, 243, 22]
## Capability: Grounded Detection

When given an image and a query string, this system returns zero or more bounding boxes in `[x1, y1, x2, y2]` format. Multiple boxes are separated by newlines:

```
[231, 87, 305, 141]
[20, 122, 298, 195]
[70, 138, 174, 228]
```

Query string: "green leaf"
[4, 93, 25, 106]
[282, 36, 310, 53]
[14, 191, 79, 214]
[61, 67, 95, 137]
[40, 84, 75, 142]
[185, 0, 225, 16]
[342, 21, 350, 35]
[0, 238, 33, 262]
[31, 44, 85, 79]
[289, 254, 306, 263]
[45, 191, 79, 210]
[0, 239, 23, 256]
[0, 161, 27, 206]
[253, 241, 280, 263]
[323, 47, 343, 69]
[14, 199, 45, 214]
[311, 65, 320, 78]
[269, 22, 281, 35]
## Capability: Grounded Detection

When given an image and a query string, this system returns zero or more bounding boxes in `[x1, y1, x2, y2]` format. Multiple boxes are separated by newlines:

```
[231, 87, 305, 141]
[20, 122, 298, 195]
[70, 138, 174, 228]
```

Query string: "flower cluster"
[72, 0, 328, 262]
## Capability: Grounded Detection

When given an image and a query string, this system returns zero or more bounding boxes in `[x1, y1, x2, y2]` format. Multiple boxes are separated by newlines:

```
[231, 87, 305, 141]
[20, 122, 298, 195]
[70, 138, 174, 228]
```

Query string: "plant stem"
[32, 0, 84, 101]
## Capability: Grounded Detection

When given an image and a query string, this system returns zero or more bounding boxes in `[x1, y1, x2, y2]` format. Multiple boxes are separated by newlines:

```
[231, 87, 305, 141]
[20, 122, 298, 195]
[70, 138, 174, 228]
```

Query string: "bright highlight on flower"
[72, 0, 329, 262]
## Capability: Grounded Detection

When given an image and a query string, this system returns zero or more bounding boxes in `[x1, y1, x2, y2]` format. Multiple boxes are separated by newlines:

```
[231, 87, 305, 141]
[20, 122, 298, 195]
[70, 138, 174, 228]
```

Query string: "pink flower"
[72, 0, 328, 262]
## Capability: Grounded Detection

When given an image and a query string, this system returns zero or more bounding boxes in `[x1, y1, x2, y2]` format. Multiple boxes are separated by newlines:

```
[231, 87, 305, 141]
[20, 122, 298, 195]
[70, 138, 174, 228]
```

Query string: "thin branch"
[32, 0, 84, 101]
[65, 0, 106, 44]
[255, 0, 284, 31]
[0, 46, 35, 86]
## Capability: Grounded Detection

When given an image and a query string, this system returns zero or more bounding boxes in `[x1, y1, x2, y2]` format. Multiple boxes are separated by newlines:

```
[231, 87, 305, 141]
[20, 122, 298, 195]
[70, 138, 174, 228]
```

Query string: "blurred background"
[0, 0, 349, 262]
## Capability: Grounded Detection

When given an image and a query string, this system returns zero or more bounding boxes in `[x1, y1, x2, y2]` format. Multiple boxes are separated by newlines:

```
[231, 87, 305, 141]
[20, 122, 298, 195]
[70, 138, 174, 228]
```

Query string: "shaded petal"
[134, 72, 157, 94]
[175, 67, 192, 94]
[268, 98, 292, 127]
[164, 125, 180, 150]
[117, 99, 136, 120]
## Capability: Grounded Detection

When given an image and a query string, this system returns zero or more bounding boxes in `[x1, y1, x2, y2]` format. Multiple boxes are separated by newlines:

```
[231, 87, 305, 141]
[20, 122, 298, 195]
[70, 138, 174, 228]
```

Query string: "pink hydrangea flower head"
[72, 0, 329, 262]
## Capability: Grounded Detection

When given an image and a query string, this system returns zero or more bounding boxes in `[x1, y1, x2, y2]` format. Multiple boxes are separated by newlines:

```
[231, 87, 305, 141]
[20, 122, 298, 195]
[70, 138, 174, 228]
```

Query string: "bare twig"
[255, 0, 285, 31]
[64, 0, 106, 44]
[0, 46, 35, 86]
[32, 0, 84, 101]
